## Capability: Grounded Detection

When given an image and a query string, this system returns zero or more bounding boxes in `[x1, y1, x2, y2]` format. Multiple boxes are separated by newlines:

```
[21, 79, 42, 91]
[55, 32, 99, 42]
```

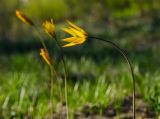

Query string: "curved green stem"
[88, 36, 135, 119]
[32, 25, 58, 118]
[50, 65, 63, 119]
[53, 35, 69, 119]
[50, 66, 54, 119]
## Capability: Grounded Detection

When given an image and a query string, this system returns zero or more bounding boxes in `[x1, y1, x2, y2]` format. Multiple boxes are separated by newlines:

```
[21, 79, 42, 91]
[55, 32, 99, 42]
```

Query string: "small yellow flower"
[15, 10, 34, 26]
[43, 20, 55, 37]
[40, 49, 52, 65]
[62, 21, 87, 47]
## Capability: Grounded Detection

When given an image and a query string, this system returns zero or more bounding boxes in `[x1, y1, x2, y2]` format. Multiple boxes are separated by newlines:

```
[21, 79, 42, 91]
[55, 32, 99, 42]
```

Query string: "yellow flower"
[43, 20, 55, 37]
[15, 10, 34, 26]
[40, 49, 52, 65]
[62, 21, 87, 47]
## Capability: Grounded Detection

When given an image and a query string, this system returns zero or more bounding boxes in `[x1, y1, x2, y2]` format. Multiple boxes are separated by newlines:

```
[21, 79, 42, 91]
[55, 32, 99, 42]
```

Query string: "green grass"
[0, 47, 160, 118]
[0, 17, 160, 118]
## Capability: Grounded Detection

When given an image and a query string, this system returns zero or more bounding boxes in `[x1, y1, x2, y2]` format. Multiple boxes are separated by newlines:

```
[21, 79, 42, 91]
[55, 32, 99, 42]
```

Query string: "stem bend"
[88, 36, 135, 119]
[53, 35, 69, 119]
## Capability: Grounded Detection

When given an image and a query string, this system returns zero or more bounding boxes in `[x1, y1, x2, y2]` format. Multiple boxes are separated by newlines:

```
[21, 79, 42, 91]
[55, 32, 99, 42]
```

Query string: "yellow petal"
[67, 20, 86, 34]
[63, 37, 77, 42]
[63, 42, 76, 47]
[69, 27, 85, 38]
[73, 38, 86, 44]
[62, 28, 76, 37]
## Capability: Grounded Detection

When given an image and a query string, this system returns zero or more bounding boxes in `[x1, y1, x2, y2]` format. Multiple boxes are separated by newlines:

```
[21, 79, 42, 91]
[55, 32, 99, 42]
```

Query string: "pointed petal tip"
[63, 42, 76, 47]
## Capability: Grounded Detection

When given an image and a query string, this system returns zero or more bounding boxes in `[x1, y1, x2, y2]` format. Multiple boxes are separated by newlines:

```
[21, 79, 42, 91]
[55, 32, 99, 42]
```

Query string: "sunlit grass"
[0, 52, 159, 118]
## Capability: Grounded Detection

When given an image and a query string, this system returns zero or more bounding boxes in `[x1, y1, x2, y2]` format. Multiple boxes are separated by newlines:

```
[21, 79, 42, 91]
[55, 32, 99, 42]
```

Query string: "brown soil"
[74, 96, 157, 119]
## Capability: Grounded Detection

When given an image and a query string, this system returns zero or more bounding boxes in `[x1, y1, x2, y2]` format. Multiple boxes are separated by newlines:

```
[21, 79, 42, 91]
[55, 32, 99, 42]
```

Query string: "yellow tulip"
[40, 49, 52, 66]
[43, 20, 55, 37]
[62, 21, 87, 47]
[16, 10, 34, 26]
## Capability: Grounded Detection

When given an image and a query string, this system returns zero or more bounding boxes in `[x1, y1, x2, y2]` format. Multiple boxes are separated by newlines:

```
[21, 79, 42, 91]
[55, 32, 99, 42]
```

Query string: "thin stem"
[29, 24, 62, 118]
[33, 26, 54, 118]
[88, 36, 135, 119]
[50, 65, 63, 119]
[57, 80, 63, 119]
[33, 26, 48, 52]
[50, 66, 54, 119]
[32, 25, 58, 118]
[53, 35, 69, 119]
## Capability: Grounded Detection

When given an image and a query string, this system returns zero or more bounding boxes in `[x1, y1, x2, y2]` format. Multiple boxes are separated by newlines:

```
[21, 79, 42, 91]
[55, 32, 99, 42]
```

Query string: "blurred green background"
[0, 0, 160, 118]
